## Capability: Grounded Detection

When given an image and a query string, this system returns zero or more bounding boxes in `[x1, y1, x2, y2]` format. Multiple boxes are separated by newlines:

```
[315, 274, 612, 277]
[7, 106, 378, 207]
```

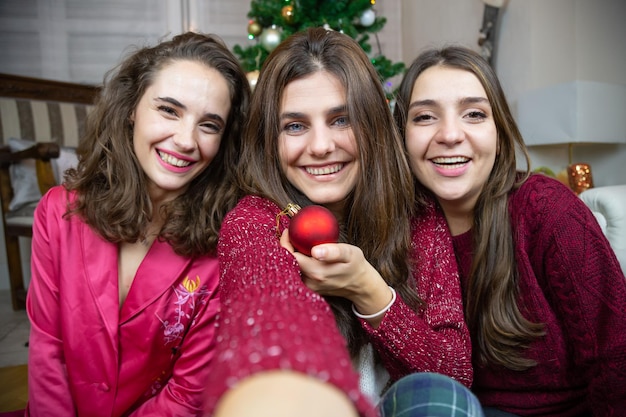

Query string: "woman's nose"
[436, 117, 465, 145]
[308, 126, 336, 156]
[172, 124, 197, 151]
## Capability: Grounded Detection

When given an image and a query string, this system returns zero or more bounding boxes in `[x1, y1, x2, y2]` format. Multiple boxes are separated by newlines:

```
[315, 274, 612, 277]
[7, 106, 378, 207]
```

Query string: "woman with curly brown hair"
[26, 31, 250, 416]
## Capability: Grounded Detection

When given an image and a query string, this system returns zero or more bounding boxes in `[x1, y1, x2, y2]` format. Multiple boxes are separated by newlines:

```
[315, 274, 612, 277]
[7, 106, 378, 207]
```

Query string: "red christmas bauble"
[289, 205, 339, 256]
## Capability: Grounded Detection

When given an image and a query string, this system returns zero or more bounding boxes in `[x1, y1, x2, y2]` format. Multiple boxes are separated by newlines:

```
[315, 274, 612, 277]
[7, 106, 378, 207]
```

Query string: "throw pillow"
[7, 138, 41, 212]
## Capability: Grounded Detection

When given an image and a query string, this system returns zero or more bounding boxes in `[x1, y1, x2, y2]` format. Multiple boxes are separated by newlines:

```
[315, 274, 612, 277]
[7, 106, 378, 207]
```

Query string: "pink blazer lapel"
[80, 225, 120, 339]
[119, 239, 191, 324]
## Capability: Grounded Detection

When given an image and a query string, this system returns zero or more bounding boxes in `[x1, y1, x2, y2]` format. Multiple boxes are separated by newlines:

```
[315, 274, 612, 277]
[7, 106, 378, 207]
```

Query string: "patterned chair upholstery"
[0, 73, 99, 310]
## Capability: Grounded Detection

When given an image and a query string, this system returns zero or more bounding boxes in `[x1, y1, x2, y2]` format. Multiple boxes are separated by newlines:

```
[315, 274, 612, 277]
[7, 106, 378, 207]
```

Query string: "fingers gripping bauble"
[288, 205, 339, 256]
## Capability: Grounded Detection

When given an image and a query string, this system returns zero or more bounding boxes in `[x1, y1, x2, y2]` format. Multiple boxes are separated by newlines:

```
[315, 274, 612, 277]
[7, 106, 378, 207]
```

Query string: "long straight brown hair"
[237, 27, 419, 356]
[394, 46, 545, 370]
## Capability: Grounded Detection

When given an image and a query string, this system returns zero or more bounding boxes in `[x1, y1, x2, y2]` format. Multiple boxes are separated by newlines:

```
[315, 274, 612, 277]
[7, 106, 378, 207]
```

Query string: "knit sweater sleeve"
[515, 175, 626, 415]
[204, 195, 376, 417]
[359, 201, 473, 388]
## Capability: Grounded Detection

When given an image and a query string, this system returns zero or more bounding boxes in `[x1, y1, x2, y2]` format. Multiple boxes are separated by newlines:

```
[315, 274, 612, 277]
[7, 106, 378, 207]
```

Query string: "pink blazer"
[26, 186, 219, 417]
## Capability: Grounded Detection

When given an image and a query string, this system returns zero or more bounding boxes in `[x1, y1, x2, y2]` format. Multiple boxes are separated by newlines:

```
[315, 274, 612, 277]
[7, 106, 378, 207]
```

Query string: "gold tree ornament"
[247, 20, 263, 37]
[246, 70, 260, 91]
[281, 5, 294, 24]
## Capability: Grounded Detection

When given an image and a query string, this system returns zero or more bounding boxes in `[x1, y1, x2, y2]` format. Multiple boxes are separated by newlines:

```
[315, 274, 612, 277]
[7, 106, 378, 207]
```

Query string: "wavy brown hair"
[63, 32, 250, 258]
[394, 46, 545, 370]
[238, 27, 419, 356]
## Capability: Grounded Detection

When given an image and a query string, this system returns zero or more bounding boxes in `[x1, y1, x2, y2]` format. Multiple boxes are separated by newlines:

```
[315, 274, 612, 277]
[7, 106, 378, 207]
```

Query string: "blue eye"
[284, 122, 306, 134]
[333, 115, 350, 127]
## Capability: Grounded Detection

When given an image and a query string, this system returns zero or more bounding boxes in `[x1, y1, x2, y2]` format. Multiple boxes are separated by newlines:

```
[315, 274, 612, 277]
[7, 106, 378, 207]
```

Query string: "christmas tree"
[235, 0, 405, 97]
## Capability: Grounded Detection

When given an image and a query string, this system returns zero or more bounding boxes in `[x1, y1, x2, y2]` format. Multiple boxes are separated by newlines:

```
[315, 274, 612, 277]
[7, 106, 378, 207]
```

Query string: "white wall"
[400, 0, 484, 58]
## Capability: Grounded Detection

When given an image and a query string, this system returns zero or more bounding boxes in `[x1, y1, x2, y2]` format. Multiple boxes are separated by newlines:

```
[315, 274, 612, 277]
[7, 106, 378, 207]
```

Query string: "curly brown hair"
[64, 32, 250, 258]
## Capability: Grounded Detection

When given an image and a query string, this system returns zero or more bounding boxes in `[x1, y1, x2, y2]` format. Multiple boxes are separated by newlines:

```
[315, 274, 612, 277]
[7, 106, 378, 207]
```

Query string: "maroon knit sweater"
[204, 195, 472, 415]
[452, 174, 626, 416]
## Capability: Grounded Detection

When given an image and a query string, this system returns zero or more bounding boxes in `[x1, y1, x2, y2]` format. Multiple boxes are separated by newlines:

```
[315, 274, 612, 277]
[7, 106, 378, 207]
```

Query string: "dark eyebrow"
[156, 96, 225, 125]
[408, 99, 436, 110]
[156, 96, 185, 109]
[327, 104, 348, 115]
[280, 105, 348, 121]
[205, 113, 226, 126]
[460, 96, 489, 106]
[409, 97, 489, 110]
[280, 111, 305, 121]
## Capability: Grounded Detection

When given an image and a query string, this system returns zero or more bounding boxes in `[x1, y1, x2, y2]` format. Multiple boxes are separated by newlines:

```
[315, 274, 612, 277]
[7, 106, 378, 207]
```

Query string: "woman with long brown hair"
[395, 45, 626, 416]
[207, 27, 478, 417]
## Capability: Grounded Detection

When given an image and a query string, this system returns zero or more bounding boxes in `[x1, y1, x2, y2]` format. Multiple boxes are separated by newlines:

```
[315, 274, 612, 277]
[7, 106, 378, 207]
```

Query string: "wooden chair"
[0, 142, 59, 310]
[0, 73, 99, 310]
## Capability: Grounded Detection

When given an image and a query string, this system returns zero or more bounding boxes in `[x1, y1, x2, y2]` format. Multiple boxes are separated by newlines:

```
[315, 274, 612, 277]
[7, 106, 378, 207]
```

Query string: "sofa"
[579, 185, 626, 274]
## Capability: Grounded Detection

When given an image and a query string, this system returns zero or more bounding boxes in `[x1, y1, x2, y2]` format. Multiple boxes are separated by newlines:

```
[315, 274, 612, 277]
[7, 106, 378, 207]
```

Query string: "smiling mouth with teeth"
[432, 156, 470, 167]
[305, 163, 343, 175]
[158, 150, 191, 168]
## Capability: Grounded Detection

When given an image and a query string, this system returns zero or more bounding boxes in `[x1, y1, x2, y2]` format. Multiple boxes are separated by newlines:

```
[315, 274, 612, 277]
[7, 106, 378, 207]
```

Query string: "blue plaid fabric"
[482, 408, 519, 417]
[379, 372, 485, 417]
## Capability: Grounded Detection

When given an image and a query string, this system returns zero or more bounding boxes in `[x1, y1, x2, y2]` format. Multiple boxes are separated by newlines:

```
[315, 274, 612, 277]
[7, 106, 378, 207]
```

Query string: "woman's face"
[405, 65, 497, 218]
[278, 71, 359, 217]
[131, 59, 231, 204]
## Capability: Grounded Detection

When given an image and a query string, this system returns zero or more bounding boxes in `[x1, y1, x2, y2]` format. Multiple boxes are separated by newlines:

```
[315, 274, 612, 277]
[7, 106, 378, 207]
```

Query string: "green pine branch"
[235, 0, 406, 97]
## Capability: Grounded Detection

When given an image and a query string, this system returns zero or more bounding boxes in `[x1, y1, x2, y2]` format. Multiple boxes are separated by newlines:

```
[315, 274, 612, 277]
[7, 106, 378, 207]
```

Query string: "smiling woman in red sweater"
[205, 28, 479, 417]
[394, 45, 626, 417]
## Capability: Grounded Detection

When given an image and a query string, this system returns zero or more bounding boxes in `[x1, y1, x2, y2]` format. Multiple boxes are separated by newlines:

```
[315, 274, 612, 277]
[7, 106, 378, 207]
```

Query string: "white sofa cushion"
[579, 185, 626, 274]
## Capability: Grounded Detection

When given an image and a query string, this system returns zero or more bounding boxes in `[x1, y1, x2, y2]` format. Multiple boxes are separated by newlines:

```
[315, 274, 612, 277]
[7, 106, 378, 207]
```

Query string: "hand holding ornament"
[278, 205, 393, 325]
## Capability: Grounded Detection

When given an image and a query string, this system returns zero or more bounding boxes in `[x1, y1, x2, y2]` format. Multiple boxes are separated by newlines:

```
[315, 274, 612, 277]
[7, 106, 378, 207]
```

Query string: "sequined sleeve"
[359, 201, 473, 388]
[204, 195, 376, 417]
